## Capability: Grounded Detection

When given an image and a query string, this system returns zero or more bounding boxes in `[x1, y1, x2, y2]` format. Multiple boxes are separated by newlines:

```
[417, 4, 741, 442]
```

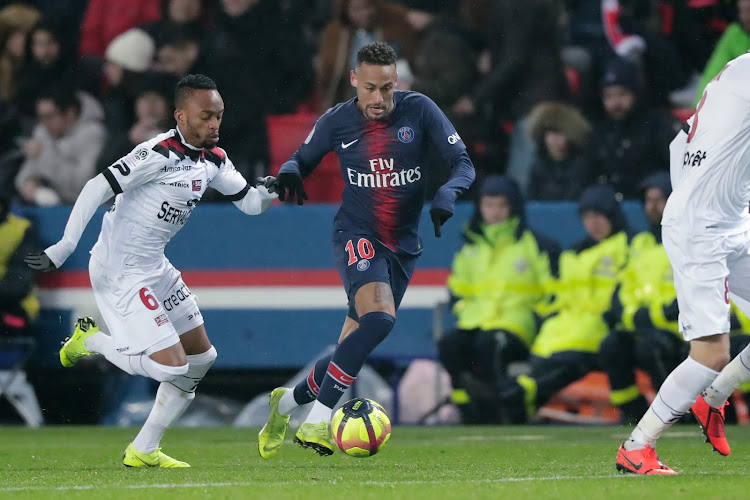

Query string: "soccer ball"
[331, 398, 391, 457]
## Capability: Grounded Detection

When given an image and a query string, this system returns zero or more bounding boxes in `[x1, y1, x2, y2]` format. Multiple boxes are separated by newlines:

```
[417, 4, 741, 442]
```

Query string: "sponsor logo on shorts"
[154, 314, 169, 326]
[163, 283, 193, 311]
[357, 259, 370, 271]
[187, 310, 202, 321]
[117, 346, 130, 352]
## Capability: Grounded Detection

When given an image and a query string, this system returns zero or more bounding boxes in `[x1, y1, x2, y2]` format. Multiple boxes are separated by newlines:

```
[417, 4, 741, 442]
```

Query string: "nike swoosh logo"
[341, 139, 359, 149]
[620, 451, 643, 471]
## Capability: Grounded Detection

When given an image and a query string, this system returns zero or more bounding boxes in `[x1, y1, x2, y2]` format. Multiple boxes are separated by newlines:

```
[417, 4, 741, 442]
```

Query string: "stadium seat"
[266, 113, 344, 203]
[0, 337, 43, 427]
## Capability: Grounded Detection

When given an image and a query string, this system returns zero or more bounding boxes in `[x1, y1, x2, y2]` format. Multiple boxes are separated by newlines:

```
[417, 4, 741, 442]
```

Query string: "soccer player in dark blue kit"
[258, 41, 475, 457]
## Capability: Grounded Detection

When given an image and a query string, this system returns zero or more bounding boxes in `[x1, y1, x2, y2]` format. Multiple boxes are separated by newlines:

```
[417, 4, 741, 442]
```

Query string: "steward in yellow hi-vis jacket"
[498, 184, 631, 423]
[0, 193, 40, 337]
[439, 176, 560, 424]
[600, 172, 750, 423]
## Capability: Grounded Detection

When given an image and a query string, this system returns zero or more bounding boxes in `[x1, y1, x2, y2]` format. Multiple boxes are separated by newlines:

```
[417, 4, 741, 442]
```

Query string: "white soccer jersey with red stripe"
[92, 128, 249, 272]
[662, 52, 750, 235]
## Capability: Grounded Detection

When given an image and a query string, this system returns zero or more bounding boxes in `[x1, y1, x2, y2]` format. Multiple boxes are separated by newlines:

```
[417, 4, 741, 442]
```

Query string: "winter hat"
[479, 175, 525, 219]
[105, 29, 155, 72]
[578, 184, 627, 233]
[639, 171, 672, 198]
[527, 101, 592, 148]
[600, 58, 643, 95]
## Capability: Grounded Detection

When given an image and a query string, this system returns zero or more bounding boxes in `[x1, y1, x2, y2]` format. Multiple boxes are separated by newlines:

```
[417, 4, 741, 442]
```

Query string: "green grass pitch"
[1, 425, 749, 499]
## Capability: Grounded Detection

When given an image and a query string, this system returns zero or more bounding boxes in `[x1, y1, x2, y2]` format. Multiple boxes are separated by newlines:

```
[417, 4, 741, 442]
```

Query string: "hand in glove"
[24, 251, 56, 272]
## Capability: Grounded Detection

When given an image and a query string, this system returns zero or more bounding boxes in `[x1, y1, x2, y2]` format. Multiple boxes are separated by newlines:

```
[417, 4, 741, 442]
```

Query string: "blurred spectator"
[97, 77, 173, 173]
[0, 191, 39, 338]
[0, 4, 40, 103]
[78, 0, 160, 58]
[140, 0, 206, 48]
[15, 20, 90, 123]
[598, 172, 680, 424]
[576, 58, 680, 199]
[200, 0, 313, 176]
[452, 0, 569, 194]
[316, 0, 415, 111]
[101, 29, 156, 142]
[155, 25, 203, 78]
[439, 176, 558, 424]
[497, 184, 630, 423]
[15, 85, 105, 206]
[694, 0, 750, 105]
[526, 101, 591, 201]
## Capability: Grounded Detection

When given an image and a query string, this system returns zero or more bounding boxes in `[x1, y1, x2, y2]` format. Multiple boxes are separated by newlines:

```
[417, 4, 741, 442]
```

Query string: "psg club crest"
[192, 180, 202, 192]
[397, 127, 414, 143]
[357, 259, 370, 271]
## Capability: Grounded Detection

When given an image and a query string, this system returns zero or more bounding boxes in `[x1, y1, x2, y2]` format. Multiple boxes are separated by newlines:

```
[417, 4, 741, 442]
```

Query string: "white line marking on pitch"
[2, 469, 746, 492]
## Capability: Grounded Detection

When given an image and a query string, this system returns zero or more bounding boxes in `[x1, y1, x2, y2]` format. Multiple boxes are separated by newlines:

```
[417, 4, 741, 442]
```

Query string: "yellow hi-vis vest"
[0, 214, 40, 320]
[532, 231, 628, 357]
[447, 218, 553, 347]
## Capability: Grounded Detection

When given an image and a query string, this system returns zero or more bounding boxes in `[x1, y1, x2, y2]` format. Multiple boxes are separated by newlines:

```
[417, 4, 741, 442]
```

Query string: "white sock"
[131, 347, 217, 453]
[132, 383, 194, 453]
[626, 356, 719, 450]
[305, 400, 333, 424]
[85, 331, 174, 379]
[278, 388, 298, 415]
[702, 343, 750, 408]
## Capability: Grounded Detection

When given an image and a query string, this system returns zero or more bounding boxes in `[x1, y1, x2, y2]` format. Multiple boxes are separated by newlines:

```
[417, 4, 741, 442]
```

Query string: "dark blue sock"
[316, 312, 395, 408]
[293, 353, 332, 405]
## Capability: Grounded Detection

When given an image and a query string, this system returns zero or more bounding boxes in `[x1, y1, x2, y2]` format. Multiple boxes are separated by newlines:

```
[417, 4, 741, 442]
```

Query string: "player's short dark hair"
[174, 74, 217, 108]
[356, 41, 397, 67]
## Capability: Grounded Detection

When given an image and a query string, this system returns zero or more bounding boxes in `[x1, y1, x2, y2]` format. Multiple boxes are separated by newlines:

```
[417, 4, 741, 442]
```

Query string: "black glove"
[633, 307, 653, 330]
[255, 176, 277, 193]
[275, 171, 308, 205]
[24, 251, 56, 272]
[662, 301, 679, 321]
[430, 208, 453, 238]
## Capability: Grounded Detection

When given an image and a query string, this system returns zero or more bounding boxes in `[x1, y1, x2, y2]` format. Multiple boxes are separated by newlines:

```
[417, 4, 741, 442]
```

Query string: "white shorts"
[89, 257, 204, 355]
[663, 226, 750, 341]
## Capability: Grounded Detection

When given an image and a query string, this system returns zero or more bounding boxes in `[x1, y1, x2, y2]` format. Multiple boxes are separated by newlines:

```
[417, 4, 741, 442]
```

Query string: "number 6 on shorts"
[139, 287, 159, 310]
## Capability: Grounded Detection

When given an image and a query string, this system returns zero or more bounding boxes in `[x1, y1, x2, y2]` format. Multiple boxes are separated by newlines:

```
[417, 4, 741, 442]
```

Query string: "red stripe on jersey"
[307, 368, 320, 395]
[166, 137, 185, 154]
[327, 361, 356, 386]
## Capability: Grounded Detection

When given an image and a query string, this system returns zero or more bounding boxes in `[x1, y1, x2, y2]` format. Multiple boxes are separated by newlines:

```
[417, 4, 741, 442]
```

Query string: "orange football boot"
[616, 444, 677, 475]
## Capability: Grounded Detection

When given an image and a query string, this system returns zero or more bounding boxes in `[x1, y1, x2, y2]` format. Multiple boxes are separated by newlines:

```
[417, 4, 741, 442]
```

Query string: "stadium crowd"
[2, 0, 750, 425]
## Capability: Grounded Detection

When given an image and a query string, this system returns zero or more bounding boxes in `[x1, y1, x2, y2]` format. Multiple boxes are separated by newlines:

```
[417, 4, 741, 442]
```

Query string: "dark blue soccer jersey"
[282, 90, 475, 255]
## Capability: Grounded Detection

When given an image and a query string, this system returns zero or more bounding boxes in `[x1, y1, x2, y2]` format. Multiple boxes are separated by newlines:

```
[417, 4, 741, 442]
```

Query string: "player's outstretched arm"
[274, 161, 308, 205]
[230, 176, 279, 215]
[25, 174, 114, 271]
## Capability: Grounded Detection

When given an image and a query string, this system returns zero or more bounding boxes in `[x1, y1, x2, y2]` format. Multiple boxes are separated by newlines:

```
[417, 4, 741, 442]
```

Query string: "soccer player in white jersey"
[615, 52, 750, 475]
[24, 74, 277, 467]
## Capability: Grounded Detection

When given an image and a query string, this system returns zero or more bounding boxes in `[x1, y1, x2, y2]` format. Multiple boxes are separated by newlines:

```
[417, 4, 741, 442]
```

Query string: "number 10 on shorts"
[345, 238, 375, 267]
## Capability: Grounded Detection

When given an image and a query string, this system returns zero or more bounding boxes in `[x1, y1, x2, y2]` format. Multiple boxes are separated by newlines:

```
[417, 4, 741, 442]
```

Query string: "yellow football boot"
[293, 422, 334, 456]
[258, 387, 291, 459]
[59, 317, 98, 367]
[122, 443, 190, 468]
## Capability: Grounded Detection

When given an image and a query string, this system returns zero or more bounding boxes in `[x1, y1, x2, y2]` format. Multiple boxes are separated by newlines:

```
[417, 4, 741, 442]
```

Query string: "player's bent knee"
[170, 345, 218, 393]
[147, 359, 189, 383]
[357, 311, 395, 346]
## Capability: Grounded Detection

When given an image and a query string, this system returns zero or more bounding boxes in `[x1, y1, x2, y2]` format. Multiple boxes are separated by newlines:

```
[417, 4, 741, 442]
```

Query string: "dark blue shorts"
[332, 230, 417, 321]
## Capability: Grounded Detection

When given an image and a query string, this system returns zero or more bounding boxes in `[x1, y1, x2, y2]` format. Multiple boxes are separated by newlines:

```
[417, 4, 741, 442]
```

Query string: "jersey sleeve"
[283, 111, 334, 178]
[421, 95, 467, 161]
[101, 143, 164, 194]
[208, 154, 251, 199]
